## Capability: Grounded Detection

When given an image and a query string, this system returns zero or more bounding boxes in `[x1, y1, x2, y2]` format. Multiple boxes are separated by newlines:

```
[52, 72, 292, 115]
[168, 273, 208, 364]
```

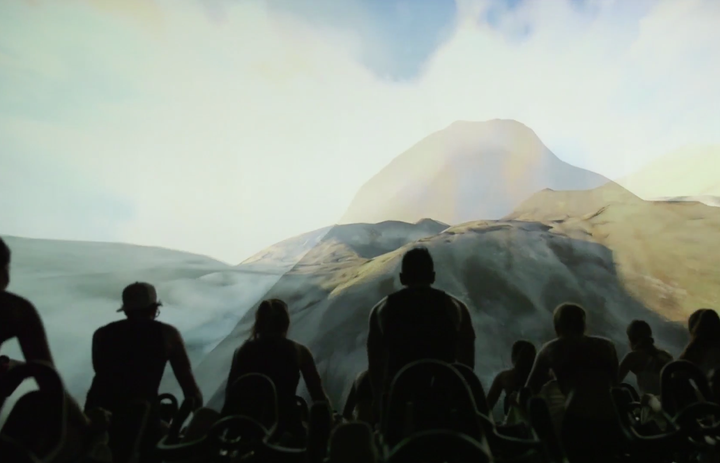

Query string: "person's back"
[541, 335, 618, 418]
[86, 318, 168, 410]
[526, 303, 620, 462]
[367, 247, 476, 410]
[680, 309, 720, 374]
[86, 282, 202, 462]
[487, 340, 536, 415]
[379, 286, 459, 380]
[226, 299, 331, 444]
[228, 335, 301, 413]
[619, 320, 673, 396]
[632, 349, 672, 395]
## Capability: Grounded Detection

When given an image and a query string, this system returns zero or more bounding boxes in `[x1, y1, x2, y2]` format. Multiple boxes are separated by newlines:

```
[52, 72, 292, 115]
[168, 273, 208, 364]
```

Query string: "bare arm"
[298, 344, 331, 406]
[486, 371, 506, 410]
[609, 344, 620, 387]
[166, 325, 203, 408]
[367, 302, 386, 402]
[226, 347, 242, 398]
[342, 380, 357, 420]
[455, 300, 476, 369]
[91, 330, 102, 374]
[16, 297, 90, 428]
[618, 352, 636, 384]
[15, 297, 54, 366]
[525, 346, 551, 394]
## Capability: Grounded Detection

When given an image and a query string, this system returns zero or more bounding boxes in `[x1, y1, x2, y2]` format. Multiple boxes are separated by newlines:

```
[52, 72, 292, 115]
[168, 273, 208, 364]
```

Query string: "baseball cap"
[117, 282, 162, 312]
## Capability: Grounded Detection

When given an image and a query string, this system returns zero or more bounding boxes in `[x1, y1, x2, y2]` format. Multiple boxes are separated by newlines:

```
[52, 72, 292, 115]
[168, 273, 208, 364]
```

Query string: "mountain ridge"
[340, 119, 610, 226]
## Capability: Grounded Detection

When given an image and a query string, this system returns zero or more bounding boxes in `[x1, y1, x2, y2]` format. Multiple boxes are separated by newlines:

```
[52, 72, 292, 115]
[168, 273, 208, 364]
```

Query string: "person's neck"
[632, 339, 654, 351]
[558, 333, 584, 340]
[405, 283, 431, 289]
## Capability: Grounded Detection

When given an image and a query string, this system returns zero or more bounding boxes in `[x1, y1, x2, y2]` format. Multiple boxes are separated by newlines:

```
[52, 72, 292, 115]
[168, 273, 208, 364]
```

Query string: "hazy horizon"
[2, 0, 719, 263]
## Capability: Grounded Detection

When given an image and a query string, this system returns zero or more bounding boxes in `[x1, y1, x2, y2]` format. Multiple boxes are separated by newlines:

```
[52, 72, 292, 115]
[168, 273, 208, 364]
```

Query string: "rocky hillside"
[192, 186, 718, 413]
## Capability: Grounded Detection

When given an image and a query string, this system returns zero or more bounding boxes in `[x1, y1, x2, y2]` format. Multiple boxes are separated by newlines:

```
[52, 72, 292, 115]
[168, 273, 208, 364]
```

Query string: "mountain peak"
[340, 120, 609, 225]
[447, 118, 532, 130]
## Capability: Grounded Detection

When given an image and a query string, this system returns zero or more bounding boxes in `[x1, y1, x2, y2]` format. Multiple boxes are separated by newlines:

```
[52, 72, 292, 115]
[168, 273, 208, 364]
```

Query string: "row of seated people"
[2, 237, 720, 462]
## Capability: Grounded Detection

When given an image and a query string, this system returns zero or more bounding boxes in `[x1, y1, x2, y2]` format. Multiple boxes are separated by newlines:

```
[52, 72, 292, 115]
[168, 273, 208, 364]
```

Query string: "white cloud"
[1, 0, 718, 263]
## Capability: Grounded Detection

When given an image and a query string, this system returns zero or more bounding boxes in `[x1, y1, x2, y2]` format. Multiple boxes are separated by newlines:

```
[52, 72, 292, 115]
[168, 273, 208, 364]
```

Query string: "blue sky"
[266, 0, 458, 81]
[1, 0, 719, 263]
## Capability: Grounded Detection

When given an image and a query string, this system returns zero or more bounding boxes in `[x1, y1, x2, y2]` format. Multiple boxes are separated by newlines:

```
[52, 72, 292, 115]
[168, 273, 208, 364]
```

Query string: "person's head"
[626, 320, 654, 350]
[511, 340, 536, 372]
[117, 282, 162, 320]
[399, 247, 435, 287]
[553, 303, 586, 337]
[251, 299, 290, 339]
[689, 309, 710, 335]
[0, 237, 10, 291]
[690, 309, 720, 341]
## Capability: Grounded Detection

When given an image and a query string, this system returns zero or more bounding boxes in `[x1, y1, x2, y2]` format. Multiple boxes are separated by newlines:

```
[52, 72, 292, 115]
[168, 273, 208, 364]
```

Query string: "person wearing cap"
[85, 282, 203, 457]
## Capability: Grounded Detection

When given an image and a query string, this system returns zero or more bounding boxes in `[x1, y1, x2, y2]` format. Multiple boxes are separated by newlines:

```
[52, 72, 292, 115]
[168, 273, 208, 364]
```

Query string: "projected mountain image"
[4, 121, 719, 422]
[191, 183, 719, 411]
[0, 236, 287, 423]
[617, 145, 720, 206]
[5, 2, 720, 461]
[340, 119, 610, 226]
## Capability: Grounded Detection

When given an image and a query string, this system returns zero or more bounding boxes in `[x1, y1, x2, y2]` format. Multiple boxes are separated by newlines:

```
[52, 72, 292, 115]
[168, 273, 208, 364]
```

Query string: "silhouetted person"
[366, 247, 476, 420]
[342, 370, 373, 424]
[85, 282, 203, 459]
[679, 308, 720, 374]
[618, 320, 672, 395]
[487, 340, 536, 414]
[0, 237, 103, 461]
[226, 298, 331, 444]
[526, 303, 620, 462]
[688, 308, 709, 335]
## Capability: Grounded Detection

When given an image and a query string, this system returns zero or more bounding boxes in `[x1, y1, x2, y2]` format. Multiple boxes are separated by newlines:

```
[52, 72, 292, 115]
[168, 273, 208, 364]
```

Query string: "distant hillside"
[197, 208, 698, 414]
[340, 119, 610, 225]
[617, 145, 720, 205]
[194, 186, 719, 413]
[506, 183, 720, 322]
[8, 182, 719, 421]
[240, 219, 449, 271]
[0, 235, 282, 425]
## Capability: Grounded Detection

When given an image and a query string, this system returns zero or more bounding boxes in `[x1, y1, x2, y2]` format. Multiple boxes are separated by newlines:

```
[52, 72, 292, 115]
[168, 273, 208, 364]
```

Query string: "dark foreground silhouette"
[2, 236, 720, 463]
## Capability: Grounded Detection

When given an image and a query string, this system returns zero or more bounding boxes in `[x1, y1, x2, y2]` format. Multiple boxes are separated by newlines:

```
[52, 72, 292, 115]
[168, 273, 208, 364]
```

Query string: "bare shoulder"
[372, 296, 389, 313]
[159, 322, 184, 348]
[658, 349, 674, 361]
[0, 291, 35, 318]
[371, 296, 390, 326]
[159, 321, 181, 335]
[539, 338, 560, 354]
[446, 292, 469, 309]
[293, 341, 313, 364]
[591, 335, 618, 351]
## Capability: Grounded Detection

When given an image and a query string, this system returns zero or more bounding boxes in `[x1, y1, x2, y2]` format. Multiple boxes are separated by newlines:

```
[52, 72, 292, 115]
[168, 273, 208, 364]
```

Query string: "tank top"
[85, 319, 168, 411]
[636, 350, 670, 395]
[230, 337, 302, 431]
[379, 287, 459, 386]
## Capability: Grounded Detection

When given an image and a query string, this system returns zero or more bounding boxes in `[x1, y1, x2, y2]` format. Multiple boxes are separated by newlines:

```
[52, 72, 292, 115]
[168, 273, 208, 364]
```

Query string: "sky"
[1, 0, 719, 264]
